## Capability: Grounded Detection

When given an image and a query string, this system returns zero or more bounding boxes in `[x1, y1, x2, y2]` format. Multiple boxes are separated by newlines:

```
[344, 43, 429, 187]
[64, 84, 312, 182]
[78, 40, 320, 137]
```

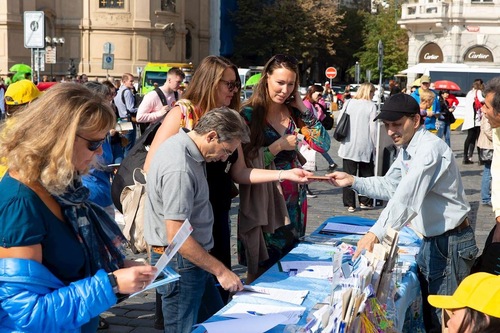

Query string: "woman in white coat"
[462, 79, 484, 164]
[337, 83, 378, 212]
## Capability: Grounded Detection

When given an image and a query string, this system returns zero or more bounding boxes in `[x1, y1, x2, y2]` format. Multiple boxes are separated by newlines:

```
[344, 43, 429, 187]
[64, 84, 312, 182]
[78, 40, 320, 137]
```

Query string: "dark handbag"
[333, 111, 350, 142]
[449, 111, 456, 124]
[478, 148, 493, 164]
[471, 225, 500, 275]
[321, 112, 334, 130]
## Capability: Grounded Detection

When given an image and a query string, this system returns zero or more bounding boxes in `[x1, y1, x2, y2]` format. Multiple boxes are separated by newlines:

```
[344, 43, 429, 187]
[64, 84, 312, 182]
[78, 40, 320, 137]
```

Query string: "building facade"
[398, 0, 500, 85]
[0, 0, 211, 79]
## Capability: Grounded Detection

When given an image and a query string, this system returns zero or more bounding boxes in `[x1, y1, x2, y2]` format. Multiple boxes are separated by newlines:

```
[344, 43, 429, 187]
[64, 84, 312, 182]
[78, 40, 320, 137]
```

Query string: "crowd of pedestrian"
[0, 59, 499, 333]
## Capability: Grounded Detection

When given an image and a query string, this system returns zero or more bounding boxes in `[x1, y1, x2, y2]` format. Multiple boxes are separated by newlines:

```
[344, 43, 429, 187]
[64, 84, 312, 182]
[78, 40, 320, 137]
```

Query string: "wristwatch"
[107, 272, 119, 294]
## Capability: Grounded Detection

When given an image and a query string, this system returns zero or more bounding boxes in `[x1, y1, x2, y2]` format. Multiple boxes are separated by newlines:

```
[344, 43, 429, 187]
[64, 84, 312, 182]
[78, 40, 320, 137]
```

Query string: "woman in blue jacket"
[0, 83, 157, 332]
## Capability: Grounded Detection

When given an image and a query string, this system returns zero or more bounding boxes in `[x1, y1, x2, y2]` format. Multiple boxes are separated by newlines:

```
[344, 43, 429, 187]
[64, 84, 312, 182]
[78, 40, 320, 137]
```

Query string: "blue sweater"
[0, 258, 117, 332]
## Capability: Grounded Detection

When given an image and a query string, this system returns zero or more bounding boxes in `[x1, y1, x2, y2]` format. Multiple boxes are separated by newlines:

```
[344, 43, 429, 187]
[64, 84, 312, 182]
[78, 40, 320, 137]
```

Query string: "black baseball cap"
[374, 93, 420, 122]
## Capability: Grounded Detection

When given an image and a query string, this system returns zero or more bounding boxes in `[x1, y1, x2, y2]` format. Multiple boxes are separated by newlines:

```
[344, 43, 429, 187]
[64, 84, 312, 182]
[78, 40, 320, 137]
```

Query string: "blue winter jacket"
[0, 258, 117, 332]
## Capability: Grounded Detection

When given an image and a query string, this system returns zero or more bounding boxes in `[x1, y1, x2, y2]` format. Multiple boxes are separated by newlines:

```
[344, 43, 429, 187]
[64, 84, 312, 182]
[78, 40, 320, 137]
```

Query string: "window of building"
[161, 0, 176, 12]
[99, 0, 124, 8]
[471, 0, 493, 3]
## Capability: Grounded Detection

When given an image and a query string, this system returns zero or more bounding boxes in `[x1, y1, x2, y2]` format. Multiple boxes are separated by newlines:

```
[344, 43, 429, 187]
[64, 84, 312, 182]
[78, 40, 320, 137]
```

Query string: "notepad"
[321, 222, 371, 235]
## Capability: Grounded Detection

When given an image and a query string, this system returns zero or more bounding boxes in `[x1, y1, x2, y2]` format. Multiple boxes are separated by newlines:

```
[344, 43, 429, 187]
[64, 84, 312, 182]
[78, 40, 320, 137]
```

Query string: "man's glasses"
[272, 54, 298, 65]
[76, 133, 105, 151]
[220, 141, 233, 158]
[220, 79, 241, 92]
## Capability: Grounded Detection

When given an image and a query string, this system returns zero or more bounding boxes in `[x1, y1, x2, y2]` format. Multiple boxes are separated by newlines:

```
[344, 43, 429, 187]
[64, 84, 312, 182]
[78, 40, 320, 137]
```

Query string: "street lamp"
[45, 36, 65, 80]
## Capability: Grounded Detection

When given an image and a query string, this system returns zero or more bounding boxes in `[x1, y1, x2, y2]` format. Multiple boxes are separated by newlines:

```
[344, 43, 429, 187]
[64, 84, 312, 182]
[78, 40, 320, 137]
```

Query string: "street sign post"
[102, 53, 114, 70]
[325, 67, 337, 79]
[24, 11, 45, 48]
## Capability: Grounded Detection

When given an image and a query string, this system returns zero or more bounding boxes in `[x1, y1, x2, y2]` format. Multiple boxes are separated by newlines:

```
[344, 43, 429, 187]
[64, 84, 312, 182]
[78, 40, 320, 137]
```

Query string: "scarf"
[56, 177, 125, 276]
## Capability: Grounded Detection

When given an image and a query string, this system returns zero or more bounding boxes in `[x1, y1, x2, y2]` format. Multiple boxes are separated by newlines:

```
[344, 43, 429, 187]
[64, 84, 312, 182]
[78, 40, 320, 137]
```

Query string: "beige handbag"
[120, 168, 149, 254]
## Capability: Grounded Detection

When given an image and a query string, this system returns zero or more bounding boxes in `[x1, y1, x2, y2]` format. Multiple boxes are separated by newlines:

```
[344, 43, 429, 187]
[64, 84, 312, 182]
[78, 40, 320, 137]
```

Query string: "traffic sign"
[325, 67, 337, 79]
[45, 46, 57, 64]
[103, 42, 115, 54]
[24, 11, 45, 48]
[102, 53, 114, 70]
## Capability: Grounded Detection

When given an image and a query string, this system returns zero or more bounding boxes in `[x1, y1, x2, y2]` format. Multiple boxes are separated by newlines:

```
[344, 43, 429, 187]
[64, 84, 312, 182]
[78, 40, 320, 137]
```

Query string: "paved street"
[101, 128, 495, 332]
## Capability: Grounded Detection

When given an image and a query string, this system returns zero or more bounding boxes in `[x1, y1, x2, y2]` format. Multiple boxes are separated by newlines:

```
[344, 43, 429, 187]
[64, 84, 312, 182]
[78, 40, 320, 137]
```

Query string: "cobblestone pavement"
[101, 129, 494, 332]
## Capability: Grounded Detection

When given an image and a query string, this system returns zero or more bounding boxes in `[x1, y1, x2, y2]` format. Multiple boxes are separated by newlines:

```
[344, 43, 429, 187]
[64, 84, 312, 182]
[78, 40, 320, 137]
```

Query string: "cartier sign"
[464, 46, 493, 62]
[419, 43, 443, 63]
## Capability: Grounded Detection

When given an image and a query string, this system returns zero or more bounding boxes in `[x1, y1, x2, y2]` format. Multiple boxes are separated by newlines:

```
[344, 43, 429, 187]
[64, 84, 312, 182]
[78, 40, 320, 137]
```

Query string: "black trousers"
[463, 126, 480, 160]
[342, 158, 374, 207]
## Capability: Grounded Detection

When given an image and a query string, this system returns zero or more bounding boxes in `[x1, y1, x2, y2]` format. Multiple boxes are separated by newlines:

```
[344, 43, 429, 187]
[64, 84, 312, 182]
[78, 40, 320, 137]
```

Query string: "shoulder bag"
[333, 100, 351, 142]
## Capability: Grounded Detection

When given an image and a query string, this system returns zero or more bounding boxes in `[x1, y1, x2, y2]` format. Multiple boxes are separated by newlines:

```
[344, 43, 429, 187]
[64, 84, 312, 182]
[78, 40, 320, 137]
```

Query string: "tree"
[230, 0, 344, 84]
[353, 0, 408, 82]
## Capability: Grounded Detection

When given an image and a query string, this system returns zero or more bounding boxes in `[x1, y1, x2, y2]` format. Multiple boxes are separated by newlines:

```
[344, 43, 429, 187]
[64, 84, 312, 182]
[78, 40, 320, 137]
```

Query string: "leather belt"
[151, 245, 211, 255]
[443, 217, 470, 236]
[453, 217, 470, 233]
[151, 245, 167, 255]
[424, 217, 470, 239]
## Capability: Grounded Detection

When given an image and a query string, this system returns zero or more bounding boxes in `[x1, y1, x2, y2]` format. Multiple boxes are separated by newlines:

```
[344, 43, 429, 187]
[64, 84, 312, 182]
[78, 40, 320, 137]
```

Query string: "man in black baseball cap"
[373, 93, 422, 146]
[327, 92, 474, 332]
[374, 92, 420, 122]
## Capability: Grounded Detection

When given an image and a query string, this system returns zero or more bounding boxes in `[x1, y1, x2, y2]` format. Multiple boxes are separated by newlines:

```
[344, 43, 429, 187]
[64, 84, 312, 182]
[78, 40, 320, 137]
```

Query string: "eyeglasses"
[272, 54, 298, 65]
[220, 79, 241, 92]
[220, 141, 232, 158]
[76, 133, 105, 151]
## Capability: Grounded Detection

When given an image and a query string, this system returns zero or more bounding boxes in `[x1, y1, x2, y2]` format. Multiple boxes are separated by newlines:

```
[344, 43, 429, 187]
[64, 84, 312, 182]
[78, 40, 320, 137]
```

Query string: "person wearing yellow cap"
[428, 272, 500, 333]
[4, 79, 41, 117]
[0, 80, 41, 179]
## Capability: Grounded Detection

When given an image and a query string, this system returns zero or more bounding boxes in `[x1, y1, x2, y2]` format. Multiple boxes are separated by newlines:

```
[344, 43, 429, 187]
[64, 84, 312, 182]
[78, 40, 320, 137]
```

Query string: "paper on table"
[197, 314, 288, 333]
[221, 303, 306, 325]
[153, 219, 193, 280]
[321, 222, 371, 235]
[233, 286, 308, 305]
[280, 260, 333, 279]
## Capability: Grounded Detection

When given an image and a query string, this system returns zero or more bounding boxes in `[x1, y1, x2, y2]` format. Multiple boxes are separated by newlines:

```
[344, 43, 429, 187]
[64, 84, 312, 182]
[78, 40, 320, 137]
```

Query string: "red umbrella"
[433, 80, 461, 91]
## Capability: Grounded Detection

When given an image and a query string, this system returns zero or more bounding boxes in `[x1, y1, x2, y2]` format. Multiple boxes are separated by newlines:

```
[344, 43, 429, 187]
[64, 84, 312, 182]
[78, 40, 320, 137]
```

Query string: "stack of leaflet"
[297, 229, 399, 332]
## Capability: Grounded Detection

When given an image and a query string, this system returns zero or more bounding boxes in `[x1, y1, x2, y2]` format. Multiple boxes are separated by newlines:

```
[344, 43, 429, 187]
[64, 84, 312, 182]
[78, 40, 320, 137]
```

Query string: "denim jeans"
[123, 123, 137, 158]
[481, 162, 492, 204]
[435, 120, 451, 147]
[151, 251, 223, 333]
[321, 151, 335, 165]
[416, 224, 478, 333]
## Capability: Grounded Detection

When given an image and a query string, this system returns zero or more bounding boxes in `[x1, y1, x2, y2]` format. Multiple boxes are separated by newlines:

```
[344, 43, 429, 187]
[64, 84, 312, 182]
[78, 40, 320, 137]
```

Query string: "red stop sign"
[325, 67, 337, 79]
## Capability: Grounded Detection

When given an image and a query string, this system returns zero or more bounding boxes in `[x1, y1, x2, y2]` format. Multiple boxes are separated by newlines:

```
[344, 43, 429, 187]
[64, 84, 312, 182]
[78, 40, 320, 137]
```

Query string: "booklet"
[129, 219, 193, 297]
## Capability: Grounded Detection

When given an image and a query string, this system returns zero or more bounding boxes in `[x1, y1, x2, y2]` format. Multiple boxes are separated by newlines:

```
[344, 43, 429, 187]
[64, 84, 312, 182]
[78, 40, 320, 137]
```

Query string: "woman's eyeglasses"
[220, 79, 241, 92]
[272, 54, 298, 65]
[76, 134, 105, 151]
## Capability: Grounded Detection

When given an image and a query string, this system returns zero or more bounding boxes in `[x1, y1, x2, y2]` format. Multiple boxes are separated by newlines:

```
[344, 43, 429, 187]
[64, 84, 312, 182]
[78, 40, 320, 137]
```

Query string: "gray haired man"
[144, 107, 249, 333]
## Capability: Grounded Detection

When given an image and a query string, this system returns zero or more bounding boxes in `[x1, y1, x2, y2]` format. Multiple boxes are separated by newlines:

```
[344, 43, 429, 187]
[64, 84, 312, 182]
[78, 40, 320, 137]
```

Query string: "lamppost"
[44, 36, 65, 81]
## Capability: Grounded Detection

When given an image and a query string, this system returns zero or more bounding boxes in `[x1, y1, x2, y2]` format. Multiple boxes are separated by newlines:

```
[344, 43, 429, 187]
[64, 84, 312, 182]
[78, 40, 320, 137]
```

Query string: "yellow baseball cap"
[4, 79, 41, 105]
[428, 272, 500, 318]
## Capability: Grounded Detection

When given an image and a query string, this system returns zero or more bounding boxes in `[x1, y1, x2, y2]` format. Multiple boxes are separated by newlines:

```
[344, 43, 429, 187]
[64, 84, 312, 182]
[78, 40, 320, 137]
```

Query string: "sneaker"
[307, 193, 317, 198]
[347, 206, 356, 213]
[462, 159, 474, 165]
[360, 203, 374, 209]
[328, 163, 338, 171]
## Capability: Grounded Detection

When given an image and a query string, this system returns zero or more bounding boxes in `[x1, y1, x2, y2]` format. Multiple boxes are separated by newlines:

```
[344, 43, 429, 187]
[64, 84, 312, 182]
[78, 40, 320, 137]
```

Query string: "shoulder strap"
[155, 87, 168, 106]
[121, 88, 132, 113]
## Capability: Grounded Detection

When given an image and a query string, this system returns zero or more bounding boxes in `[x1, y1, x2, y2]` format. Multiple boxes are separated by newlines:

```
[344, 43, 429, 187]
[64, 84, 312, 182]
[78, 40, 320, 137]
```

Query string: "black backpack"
[111, 88, 178, 212]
